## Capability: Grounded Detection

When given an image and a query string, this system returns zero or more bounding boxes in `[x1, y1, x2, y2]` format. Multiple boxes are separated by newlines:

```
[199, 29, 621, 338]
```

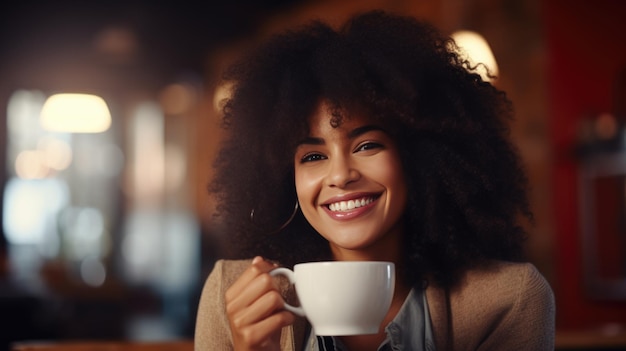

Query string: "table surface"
[11, 340, 194, 351]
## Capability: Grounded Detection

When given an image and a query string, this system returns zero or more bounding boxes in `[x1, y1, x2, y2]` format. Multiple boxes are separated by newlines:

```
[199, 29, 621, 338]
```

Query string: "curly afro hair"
[209, 10, 531, 287]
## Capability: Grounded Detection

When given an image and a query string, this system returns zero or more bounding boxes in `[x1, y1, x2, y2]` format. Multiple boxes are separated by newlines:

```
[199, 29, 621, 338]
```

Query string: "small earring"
[250, 202, 299, 234]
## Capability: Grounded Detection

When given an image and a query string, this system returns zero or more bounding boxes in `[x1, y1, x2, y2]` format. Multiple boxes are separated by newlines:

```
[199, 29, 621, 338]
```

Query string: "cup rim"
[294, 261, 394, 268]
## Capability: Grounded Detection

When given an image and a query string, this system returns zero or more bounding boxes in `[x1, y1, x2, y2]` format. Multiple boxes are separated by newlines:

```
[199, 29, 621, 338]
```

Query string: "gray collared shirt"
[305, 286, 436, 351]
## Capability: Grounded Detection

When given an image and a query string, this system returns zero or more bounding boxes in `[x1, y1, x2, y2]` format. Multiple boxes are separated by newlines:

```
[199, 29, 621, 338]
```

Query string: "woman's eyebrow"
[297, 136, 324, 146]
[348, 125, 384, 139]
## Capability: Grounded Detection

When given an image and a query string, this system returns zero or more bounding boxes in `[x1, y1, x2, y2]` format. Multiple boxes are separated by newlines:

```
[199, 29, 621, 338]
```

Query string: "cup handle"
[269, 267, 305, 317]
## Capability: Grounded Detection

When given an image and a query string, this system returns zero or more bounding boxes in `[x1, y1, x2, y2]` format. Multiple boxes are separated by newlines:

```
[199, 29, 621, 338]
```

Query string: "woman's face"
[294, 102, 408, 261]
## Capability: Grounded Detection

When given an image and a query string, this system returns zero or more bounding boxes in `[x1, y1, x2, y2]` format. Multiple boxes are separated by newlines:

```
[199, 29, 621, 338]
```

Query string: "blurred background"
[0, 0, 625, 349]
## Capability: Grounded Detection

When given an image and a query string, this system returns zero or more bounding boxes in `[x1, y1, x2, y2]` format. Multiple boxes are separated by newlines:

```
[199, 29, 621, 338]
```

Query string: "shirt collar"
[383, 287, 427, 350]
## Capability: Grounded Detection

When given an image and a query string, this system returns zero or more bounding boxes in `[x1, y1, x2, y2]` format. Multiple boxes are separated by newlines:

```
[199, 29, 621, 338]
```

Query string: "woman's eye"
[356, 142, 383, 152]
[300, 153, 326, 163]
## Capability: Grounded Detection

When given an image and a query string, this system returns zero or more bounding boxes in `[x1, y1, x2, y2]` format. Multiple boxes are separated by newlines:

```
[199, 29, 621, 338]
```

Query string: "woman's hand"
[225, 256, 295, 351]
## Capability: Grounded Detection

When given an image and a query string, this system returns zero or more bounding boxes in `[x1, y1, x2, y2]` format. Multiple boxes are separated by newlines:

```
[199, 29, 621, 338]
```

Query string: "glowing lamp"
[40, 93, 112, 133]
[451, 30, 499, 82]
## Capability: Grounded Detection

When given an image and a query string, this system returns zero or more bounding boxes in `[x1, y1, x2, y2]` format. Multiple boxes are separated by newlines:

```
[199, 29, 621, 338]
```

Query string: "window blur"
[2, 87, 201, 342]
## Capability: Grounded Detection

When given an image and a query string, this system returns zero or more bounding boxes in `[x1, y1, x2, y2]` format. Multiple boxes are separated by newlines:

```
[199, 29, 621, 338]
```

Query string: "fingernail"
[252, 256, 263, 264]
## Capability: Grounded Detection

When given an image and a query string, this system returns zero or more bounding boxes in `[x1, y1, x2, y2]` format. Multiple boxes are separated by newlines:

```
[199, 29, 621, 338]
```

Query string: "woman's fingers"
[226, 257, 278, 316]
[227, 256, 275, 300]
[225, 257, 291, 351]
[230, 288, 286, 330]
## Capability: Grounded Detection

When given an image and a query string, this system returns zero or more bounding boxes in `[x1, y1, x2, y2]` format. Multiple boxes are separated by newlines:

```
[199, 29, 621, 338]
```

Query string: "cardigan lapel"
[425, 283, 452, 351]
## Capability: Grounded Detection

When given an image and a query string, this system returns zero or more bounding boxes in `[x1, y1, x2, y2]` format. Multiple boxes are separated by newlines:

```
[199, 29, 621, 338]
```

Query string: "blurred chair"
[11, 341, 193, 351]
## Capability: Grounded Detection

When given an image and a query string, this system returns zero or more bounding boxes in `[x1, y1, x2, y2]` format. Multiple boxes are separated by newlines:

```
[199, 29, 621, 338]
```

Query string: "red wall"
[545, 0, 626, 330]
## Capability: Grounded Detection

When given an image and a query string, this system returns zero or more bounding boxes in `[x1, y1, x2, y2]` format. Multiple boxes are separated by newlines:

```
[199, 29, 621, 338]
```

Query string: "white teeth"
[328, 197, 374, 212]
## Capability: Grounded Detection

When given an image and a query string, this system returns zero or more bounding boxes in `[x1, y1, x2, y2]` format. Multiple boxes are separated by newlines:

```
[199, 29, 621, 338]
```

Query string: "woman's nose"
[325, 156, 360, 188]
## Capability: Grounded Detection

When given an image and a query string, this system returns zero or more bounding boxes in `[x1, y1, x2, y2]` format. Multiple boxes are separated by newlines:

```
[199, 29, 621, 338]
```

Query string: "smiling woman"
[196, 10, 555, 351]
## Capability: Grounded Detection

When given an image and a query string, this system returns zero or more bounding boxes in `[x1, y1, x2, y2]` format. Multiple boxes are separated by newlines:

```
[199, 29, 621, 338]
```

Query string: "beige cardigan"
[195, 259, 555, 350]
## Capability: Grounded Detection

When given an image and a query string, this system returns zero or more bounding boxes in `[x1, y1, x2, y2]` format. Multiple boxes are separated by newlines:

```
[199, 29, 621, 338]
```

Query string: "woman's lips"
[327, 196, 375, 212]
[322, 194, 380, 220]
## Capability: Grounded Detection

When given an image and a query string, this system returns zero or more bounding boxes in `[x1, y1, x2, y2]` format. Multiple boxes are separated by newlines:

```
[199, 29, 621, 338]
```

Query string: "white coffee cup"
[270, 261, 395, 336]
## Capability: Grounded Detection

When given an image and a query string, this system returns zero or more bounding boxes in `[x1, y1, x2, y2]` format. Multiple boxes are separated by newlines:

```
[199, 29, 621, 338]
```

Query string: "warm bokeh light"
[212, 81, 233, 113]
[14, 138, 73, 179]
[38, 136, 73, 171]
[451, 30, 499, 82]
[127, 102, 165, 203]
[40, 93, 112, 133]
[159, 83, 196, 115]
[15, 150, 49, 179]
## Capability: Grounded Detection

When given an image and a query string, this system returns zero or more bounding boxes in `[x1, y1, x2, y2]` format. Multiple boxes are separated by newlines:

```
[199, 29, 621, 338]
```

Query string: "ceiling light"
[40, 93, 112, 133]
[451, 30, 499, 82]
